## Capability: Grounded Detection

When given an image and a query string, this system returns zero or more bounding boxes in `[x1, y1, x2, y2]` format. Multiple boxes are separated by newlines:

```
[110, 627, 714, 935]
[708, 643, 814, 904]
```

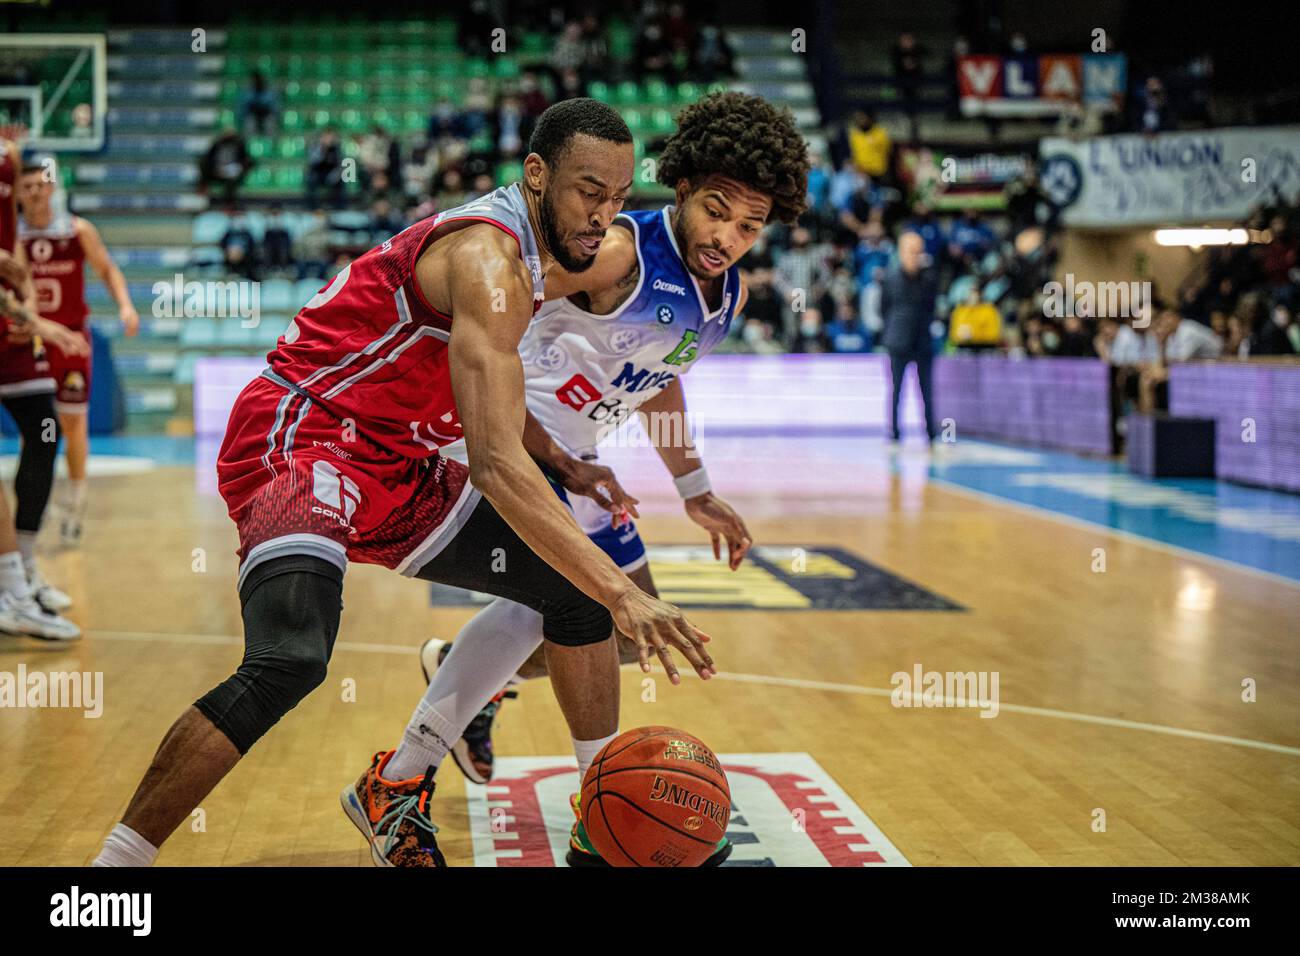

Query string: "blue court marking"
[926, 441, 1300, 583]
[0, 434, 198, 465]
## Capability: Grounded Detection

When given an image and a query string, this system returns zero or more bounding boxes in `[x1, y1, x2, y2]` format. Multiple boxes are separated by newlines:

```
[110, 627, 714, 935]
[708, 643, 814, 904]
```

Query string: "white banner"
[1038, 125, 1300, 227]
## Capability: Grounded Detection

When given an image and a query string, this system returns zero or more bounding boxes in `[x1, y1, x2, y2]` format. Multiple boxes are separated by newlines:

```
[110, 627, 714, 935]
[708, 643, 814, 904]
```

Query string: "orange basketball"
[580, 726, 731, 867]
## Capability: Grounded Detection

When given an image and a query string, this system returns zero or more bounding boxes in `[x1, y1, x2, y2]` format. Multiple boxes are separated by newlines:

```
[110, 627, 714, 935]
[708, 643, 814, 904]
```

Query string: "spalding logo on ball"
[580, 726, 731, 867]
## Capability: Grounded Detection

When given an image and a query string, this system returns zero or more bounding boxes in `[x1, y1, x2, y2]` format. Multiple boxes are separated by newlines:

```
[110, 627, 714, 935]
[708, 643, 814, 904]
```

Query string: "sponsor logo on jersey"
[655, 304, 674, 324]
[555, 372, 602, 411]
[652, 278, 687, 296]
[609, 327, 642, 354]
[611, 362, 676, 394]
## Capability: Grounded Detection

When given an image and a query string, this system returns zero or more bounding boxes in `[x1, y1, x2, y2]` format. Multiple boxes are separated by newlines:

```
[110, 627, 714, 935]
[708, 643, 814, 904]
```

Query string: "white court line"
[81, 628, 1300, 758]
[929, 476, 1300, 590]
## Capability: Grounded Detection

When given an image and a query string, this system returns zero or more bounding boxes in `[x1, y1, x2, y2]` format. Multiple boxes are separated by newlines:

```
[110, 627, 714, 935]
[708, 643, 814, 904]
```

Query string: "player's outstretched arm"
[79, 217, 139, 335]
[639, 375, 752, 570]
[521, 408, 640, 526]
[439, 228, 714, 682]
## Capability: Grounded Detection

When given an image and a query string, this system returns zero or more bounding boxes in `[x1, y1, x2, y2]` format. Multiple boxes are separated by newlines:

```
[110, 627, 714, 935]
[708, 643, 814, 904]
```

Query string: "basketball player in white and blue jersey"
[423, 92, 811, 866]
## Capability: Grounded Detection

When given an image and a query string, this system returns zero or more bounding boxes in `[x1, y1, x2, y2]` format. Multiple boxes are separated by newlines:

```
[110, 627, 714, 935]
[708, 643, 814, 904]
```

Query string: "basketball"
[580, 726, 731, 867]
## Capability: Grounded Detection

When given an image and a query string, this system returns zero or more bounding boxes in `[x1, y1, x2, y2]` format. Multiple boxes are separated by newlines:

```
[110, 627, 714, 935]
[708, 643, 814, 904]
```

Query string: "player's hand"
[684, 492, 753, 571]
[120, 305, 140, 337]
[0, 251, 29, 291]
[555, 457, 640, 528]
[35, 319, 90, 357]
[608, 587, 713, 685]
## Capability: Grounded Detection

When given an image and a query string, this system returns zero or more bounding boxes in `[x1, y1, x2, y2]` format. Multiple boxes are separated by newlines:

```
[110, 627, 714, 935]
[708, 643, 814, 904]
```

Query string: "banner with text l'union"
[1038, 125, 1300, 227]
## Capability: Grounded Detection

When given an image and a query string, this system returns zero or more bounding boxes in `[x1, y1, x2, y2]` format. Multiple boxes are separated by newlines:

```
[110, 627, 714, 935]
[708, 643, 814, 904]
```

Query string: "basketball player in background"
[93, 100, 713, 870]
[17, 162, 139, 551]
[0, 136, 86, 638]
[420, 92, 810, 865]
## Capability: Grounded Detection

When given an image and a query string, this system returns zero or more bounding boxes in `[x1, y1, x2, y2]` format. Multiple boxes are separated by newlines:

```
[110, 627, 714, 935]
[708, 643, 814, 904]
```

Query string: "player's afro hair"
[528, 97, 633, 166]
[657, 91, 810, 225]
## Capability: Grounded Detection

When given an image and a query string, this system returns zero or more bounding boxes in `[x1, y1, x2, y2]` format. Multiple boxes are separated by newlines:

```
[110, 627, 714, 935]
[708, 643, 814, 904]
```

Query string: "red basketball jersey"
[20, 211, 88, 329]
[265, 183, 545, 460]
[0, 140, 16, 256]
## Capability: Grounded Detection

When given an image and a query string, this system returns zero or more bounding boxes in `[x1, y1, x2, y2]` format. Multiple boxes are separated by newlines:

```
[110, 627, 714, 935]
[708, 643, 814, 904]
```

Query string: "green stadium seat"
[281, 110, 304, 132]
[650, 108, 675, 134]
[613, 81, 640, 105]
[644, 79, 671, 104]
[587, 80, 609, 102]
[622, 109, 644, 132]
[277, 136, 306, 160]
[247, 137, 274, 159]
[677, 82, 701, 103]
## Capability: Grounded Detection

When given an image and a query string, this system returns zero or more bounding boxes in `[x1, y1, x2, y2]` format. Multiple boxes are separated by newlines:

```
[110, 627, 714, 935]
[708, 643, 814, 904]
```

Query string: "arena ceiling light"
[1153, 228, 1250, 247]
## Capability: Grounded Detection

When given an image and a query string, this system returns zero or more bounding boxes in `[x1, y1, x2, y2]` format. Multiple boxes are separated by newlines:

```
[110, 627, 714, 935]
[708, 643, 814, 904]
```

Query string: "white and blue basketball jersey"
[518, 206, 741, 460]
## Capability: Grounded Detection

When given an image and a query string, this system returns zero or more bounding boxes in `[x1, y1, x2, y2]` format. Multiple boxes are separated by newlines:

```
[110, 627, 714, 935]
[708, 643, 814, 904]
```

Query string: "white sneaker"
[0, 591, 81, 641]
[30, 572, 73, 612]
[60, 512, 84, 548]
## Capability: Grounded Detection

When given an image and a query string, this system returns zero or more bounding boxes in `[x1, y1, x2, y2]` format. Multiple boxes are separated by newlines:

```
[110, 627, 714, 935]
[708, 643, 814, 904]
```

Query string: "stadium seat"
[192, 211, 231, 246]
[179, 317, 218, 348]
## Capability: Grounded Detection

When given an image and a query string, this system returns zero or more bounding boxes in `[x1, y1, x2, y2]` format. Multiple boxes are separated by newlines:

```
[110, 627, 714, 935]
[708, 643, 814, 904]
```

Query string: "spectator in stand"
[774, 227, 831, 348]
[1005, 161, 1053, 234]
[879, 231, 941, 442]
[198, 128, 252, 205]
[793, 307, 830, 353]
[1056, 314, 1097, 357]
[1135, 76, 1173, 134]
[458, 0, 498, 57]
[693, 23, 735, 82]
[550, 21, 587, 78]
[370, 196, 404, 239]
[294, 208, 331, 280]
[853, 219, 893, 286]
[1255, 214, 1299, 305]
[947, 208, 996, 275]
[1251, 302, 1300, 355]
[578, 15, 611, 82]
[826, 298, 871, 353]
[493, 93, 528, 159]
[236, 71, 279, 137]
[433, 169, 468, 210]
[902, 202, 946, 262]
[837, 175, 884, 245]
[891, 33, 925, 142]
[518, 71, 551, 123]
[805, 142, 834, 223]
[635, 22, 672, 80]
[461, 78, 493, 139]
[358, 125, 399, 198]
[428, 98, 469, 141]
[846, 109, 891, 181]
[305, 126, 344, 209]
[262, 205, 294, 274]
[402, 143, 439, 205]
[555, 66, 586, 101]
[466, 172, 495, 201]
[1139, 308, 1223, 410]
[219, 208, 258, 280]
[945, 36, 970, 121]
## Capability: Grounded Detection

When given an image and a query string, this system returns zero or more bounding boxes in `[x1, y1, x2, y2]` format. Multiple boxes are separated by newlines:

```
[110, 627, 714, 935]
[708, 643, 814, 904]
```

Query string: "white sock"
[0, 551, 30, 600]
[16, 531, 37, 582]
[574, 731, 619, 781]
[92, 824, 158, 867]
[69, 478, 88, 515]
[385, 599, 544, 780]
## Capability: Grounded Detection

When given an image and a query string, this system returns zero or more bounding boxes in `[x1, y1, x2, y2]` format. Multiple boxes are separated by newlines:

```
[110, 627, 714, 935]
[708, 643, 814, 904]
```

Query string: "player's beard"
[540, 185, 599, 273]
[672, 208, 726, 281]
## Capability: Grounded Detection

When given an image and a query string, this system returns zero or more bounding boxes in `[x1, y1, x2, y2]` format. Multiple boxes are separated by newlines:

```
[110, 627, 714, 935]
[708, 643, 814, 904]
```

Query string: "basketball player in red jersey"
[16, 163, 139, 551]
[0, 137, 85, 639]
[93, 100, 712, 868]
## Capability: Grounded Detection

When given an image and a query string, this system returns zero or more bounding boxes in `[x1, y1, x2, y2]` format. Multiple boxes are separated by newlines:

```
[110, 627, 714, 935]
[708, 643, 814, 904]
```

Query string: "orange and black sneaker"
[341, 750, 447, 867]
[564, 791, 734, 868]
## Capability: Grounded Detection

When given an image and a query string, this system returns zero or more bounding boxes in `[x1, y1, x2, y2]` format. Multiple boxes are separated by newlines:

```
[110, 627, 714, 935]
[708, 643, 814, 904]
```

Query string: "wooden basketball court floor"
[1, 433, 1297, 866]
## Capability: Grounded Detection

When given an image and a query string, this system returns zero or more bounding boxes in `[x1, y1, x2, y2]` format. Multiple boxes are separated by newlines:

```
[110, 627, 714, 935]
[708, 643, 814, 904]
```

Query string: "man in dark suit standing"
[879, 231, 940, 442]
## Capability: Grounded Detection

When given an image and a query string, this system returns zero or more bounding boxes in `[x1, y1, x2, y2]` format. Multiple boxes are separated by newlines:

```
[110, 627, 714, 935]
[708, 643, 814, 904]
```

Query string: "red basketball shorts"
[216, 371, 480, 591]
